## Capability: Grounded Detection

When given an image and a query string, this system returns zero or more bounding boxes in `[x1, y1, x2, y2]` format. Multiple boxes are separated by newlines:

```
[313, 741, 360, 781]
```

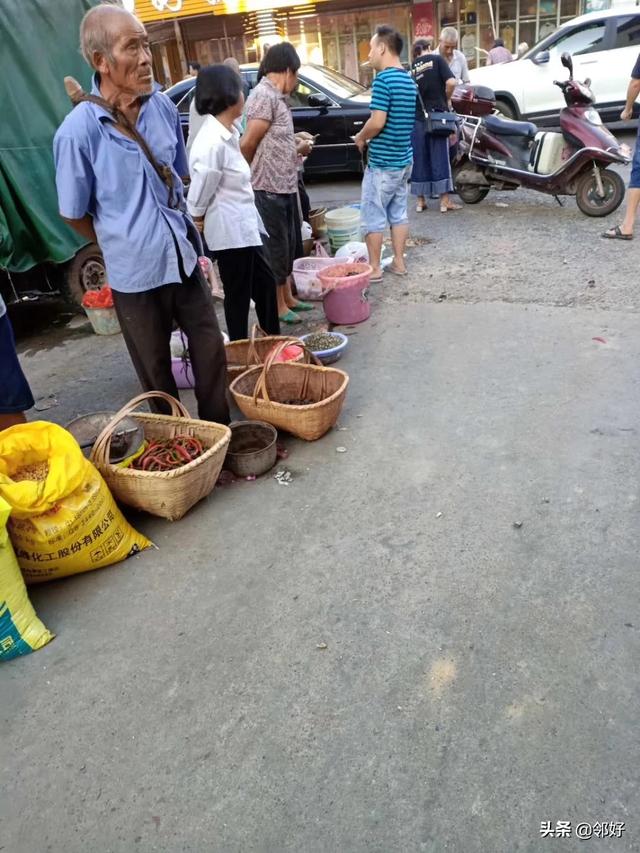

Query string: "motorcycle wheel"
[456, 185, 490, 204]
[575, 168, 625, 218]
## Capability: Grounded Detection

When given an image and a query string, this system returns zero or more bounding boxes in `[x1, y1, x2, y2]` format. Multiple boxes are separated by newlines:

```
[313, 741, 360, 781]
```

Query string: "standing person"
[487, 38, 513, 65]
[188, 59, 248, 159]
[410, 39, 460, 213]
[53, 4, 229, 423]
[353, 26, 417, 281]
[187, 65, 279, 340]
[223, 57, 250, 99]
[439, 28, 470, 84]
[603, 55, 640, 241]
[0, 295, 35, 431]
[240, 43, 313, 325]
[185, 61, 201, 80]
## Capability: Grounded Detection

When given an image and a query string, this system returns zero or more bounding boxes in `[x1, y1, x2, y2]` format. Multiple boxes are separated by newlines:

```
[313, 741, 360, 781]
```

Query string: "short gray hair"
[440, 27, 459, 44]
[80, 3, 135, 68]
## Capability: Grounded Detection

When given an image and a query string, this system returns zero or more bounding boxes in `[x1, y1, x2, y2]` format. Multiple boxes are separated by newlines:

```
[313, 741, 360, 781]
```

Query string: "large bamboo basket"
[225, 323, 304, 383]
[90, 392, 231, 521]
[229, 341, 349, 441]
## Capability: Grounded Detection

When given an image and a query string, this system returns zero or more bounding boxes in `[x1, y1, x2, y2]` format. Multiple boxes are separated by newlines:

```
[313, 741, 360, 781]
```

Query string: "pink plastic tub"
[317, 262, 372, 325]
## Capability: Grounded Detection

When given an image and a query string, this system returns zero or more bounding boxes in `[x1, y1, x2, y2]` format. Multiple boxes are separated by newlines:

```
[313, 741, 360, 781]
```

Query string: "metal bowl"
[225, 420, 278, 478]
[65, 412, 144, 464]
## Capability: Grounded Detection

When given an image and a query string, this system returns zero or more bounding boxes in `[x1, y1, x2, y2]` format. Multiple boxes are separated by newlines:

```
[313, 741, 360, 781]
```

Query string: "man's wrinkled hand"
[353, 133, 366, 153]
[621, 107, 634, 122]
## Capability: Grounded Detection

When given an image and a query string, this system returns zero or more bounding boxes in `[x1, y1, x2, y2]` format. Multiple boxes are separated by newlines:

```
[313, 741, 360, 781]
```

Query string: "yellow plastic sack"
[0, 422, 152, 584]
[0, 496, 53, 660]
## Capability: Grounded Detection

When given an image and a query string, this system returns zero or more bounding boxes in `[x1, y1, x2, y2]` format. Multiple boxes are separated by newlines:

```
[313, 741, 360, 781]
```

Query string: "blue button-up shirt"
[53, 76, 197, 293]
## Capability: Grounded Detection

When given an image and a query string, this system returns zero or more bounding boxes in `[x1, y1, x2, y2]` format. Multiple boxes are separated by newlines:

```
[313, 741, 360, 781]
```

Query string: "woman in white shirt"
[187, 65, 280, 340]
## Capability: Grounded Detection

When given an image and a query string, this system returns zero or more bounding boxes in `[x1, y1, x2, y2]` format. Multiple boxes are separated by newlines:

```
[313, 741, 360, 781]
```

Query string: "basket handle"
[246, 323, 268, 365]
[90, 391, 190, 467]
[252, 340, 322, 405]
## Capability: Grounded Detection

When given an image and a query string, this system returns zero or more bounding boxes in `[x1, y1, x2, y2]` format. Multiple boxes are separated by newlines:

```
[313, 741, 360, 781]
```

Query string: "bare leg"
[621, 187, 640, 235]
[276, 285, 289, 316]
[390, 224, 409, 274]
[283, 277, 303, 309]
[277, 283, 301, 323]
[365, 232, 384, 279]
[0, 412, 27, 431]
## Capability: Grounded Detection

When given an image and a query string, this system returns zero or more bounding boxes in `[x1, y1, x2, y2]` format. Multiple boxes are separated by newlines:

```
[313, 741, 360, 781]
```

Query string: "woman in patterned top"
[240, 44, 313, 325]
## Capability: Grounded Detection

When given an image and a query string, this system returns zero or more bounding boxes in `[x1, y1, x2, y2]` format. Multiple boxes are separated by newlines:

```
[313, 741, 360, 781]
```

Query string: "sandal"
[279, 310, 302, 324]
[387, 265, 408, 276]
[602, 224, 633, 240]
[416, 200, 427, 212]
[440, 202, 463, 213]
[291, 300, 314, 311]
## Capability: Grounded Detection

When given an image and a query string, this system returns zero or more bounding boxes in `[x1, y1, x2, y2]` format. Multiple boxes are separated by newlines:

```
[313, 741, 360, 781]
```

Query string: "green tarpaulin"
[0, 0, 98, 272]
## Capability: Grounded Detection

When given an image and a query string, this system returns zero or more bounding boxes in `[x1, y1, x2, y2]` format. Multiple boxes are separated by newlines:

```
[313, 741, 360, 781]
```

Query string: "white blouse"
[187, 115, 266, 252]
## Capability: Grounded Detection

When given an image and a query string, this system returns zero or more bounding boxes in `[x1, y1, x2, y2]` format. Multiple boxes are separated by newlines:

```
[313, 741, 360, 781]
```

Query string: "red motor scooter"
[452, 52, 630, 217]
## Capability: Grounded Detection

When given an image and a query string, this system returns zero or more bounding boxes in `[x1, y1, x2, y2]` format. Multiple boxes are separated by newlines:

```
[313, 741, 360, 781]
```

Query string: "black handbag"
[414, 77, 457, 137]
[425, 110, 458, 137]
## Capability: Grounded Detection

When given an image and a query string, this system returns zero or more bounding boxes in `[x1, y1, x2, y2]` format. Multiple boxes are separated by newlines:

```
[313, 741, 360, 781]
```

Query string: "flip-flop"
[387, 265, 408, 276]
[440, 203, 463, 212]
[279, 310, 302, 324]
[291, 301, 314, 311]
[602, 225, 633, 240]
[369, 273, 383, 283]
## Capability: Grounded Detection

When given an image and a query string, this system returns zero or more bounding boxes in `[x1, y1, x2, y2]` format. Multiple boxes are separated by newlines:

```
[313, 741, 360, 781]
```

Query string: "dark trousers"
[112, 267, 230, 424]
[215, 245, 280, 341]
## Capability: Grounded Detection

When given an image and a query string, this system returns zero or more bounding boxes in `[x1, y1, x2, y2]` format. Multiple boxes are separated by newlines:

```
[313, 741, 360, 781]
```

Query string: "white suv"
[468, 7, 640, 125]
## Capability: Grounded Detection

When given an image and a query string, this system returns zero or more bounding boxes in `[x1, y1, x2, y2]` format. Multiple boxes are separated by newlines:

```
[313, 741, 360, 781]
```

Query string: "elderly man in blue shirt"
[53, 4, 229, 423]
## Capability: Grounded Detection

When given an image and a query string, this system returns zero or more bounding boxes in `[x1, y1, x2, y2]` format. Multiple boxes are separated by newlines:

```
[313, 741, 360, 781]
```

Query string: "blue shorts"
[361, 164, 412, 235]
[0, 312, 34, 414]
[630, 133, 640, 189]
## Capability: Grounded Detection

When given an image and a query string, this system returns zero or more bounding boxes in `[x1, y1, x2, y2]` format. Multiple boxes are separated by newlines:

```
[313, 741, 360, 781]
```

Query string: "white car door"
[522, 19, 608, 119]
[607, 15, 640, 111]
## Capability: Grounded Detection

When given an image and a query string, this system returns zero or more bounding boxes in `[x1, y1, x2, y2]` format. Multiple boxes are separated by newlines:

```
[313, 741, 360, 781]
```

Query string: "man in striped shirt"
[354, 26, 417, 281]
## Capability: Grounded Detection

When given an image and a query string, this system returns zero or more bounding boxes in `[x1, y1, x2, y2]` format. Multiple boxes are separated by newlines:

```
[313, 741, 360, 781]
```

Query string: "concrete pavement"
[2, 174, 640, 852]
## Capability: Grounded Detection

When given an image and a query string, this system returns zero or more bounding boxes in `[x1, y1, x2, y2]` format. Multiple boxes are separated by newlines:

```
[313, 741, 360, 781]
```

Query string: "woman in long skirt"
[410, 39, 462, 213]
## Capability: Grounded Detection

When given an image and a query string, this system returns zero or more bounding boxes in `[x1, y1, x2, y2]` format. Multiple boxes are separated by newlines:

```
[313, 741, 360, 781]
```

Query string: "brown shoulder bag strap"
[64, 76, 178, 209]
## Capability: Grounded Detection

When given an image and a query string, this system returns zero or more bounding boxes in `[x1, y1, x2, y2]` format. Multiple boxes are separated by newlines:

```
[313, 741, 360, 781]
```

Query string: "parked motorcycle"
[452, 52, 630, 217]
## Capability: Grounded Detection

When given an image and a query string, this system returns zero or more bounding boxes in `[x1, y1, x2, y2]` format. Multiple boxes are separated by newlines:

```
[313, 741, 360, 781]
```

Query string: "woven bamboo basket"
[225, 324, 304, 383]
[229, 340, 349, 441]
[90, 392, 231, 521]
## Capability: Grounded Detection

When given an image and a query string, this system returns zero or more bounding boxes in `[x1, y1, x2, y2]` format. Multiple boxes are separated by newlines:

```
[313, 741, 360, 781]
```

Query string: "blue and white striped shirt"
[368, 68, 417, 170]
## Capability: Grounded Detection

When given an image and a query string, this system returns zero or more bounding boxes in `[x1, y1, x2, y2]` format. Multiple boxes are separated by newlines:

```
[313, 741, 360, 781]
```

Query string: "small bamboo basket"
[225, 324, 304, 383]
[229, 341, 349, 441]
[90, 392, 231, 521]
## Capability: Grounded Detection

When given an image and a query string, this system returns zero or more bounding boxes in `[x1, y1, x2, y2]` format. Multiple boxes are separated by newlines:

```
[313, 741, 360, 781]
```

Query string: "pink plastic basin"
[317, 262, 372, 325]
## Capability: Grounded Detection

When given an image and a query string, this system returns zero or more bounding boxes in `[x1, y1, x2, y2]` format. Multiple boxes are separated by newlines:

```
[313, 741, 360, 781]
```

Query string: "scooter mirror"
[560, 51, 573, 78]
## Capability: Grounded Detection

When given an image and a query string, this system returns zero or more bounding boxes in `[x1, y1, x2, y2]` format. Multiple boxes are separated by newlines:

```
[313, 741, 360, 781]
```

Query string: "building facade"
[127, 0, 590, 86]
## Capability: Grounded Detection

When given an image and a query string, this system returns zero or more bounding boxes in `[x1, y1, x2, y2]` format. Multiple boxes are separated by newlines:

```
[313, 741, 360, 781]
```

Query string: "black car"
[165, 64, 371, 175]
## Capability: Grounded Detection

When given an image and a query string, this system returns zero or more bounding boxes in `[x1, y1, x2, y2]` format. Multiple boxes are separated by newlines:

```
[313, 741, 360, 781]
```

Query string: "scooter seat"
[485, 114, 537, 139]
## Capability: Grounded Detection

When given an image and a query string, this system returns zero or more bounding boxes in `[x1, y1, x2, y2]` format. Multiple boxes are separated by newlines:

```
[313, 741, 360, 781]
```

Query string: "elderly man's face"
[97, 17, 154, 97]
[439, 36, 457, 60]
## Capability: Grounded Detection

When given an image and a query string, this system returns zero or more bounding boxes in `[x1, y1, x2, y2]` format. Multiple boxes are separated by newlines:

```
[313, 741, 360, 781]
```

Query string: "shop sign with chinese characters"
[128, 0, 330, 20]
